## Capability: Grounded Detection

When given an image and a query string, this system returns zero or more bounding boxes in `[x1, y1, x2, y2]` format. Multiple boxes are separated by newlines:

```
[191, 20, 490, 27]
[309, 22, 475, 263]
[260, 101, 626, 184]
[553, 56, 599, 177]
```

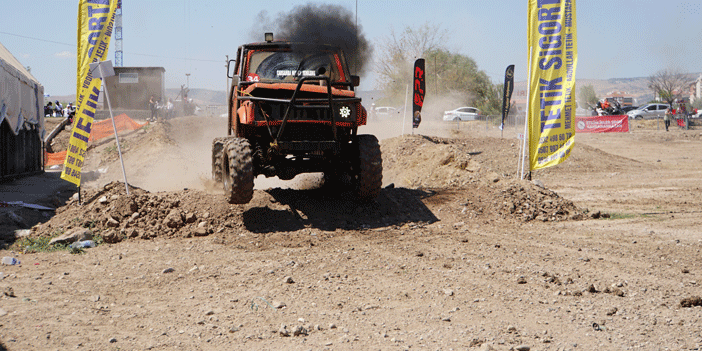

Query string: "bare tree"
[648, 69, 687, 106]
[374, 23, 499, 112]
[374, 23, 448, 104]
[578, 84, 598, 110]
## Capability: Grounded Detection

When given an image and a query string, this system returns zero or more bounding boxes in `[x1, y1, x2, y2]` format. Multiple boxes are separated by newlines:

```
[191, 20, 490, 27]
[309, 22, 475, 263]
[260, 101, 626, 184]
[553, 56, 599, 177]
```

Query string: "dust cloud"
[249, 3, 373, 76]
[359, 88, 470, 142]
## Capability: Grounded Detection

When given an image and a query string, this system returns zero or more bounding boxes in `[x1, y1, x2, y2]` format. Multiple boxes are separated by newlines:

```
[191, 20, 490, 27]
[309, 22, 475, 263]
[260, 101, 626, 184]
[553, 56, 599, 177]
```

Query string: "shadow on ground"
[243, 186, 438, 233]
[0, 171, 77, 248]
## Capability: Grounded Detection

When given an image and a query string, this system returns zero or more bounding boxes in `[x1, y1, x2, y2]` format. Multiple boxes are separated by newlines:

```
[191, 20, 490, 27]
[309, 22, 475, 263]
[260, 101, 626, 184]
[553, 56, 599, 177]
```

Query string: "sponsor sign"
[500, 64, 515, 130]
[575, 115, 628, 133]
[62, 0, 118, 186]
[527, 0, 577, 170]
[412, 58, 425, 129]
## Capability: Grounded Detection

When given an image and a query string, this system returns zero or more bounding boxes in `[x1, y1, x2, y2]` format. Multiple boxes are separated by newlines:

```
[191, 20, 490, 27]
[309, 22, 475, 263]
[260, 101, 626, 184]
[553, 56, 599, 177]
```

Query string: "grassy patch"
[104, 144, 117, 157]
[13, 235, 70, 254]
[13, 227, 104, 254]
[604, 212, 639, 220]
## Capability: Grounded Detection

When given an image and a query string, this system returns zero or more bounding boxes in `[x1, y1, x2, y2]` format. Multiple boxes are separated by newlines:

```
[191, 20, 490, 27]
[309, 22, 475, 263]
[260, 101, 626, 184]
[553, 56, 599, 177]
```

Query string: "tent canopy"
[0, 41, 44, 137]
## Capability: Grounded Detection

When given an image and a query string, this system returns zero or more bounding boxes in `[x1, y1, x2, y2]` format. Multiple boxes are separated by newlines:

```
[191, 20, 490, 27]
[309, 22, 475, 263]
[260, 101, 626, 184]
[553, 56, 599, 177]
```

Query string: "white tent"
[0, 41, 44, 138]
[1, 41, 45, 180]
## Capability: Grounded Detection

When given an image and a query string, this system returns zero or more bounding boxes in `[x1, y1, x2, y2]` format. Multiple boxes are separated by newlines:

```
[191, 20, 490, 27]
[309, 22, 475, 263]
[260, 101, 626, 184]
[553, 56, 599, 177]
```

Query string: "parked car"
[627, 103, 670, 120]
[374, 106, 400, 118]
[620, 105, 638, 114]
[443, 107, 481, 121]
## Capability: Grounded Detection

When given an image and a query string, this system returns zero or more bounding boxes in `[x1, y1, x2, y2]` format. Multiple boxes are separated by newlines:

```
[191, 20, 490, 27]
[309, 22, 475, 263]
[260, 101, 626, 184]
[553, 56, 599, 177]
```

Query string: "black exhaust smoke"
[253, 3, 373, 76]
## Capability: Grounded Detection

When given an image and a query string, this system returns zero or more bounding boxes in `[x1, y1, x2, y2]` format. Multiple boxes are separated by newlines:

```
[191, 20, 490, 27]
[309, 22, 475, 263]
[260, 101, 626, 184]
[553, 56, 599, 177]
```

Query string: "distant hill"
[514, 73, 701, 106]
[576, 77, 655, 105]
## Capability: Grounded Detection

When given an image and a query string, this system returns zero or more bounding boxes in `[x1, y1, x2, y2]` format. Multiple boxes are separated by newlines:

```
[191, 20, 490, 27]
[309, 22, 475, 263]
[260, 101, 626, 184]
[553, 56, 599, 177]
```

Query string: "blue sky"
[1, 0, 701, 96]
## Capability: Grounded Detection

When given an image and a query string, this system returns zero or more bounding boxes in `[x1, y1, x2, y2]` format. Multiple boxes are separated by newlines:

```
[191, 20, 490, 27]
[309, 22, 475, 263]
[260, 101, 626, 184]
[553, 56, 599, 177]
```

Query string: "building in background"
[604, 91, 635, 107]
[100, 66, 165, 120]
[690, 75, 702, 104]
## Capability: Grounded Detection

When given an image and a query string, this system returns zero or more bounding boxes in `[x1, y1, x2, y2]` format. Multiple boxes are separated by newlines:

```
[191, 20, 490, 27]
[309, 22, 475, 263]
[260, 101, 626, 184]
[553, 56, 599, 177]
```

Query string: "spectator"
[54, 100, 63, 117]
[45, 101, 54, 117]
[664, 107, 672, 132]
[149, 95, 158, 122]
[166, 98, 174, 119]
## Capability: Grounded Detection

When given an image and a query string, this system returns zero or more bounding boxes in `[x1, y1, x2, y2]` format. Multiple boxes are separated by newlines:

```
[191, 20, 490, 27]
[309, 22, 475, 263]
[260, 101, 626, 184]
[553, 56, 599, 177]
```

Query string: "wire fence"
[443, 114, 526, 136]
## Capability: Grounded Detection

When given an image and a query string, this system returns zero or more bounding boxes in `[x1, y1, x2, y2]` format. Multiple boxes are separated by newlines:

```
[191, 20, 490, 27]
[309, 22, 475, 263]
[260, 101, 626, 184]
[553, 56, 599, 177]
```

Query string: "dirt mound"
[380, 134, 520, 188]
[380, 134, 584, 222]
[33, 181, 235, 242]
[493, 180, 584, 221]
[30, 129, 587, 243]
[31, 179, 442, 245]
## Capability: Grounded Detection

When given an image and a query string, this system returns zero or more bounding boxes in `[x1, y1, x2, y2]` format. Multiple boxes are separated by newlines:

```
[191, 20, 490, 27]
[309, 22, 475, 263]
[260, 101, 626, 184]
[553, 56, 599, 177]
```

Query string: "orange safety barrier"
[89, 113, 148, 142]
[44, 113, 148, 167]
[45, 150, 67, 167]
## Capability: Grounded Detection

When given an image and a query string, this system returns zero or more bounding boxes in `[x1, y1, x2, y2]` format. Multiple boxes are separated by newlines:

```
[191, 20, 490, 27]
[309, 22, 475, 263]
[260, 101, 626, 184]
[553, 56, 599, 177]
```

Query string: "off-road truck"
[212, 33, 382, 204]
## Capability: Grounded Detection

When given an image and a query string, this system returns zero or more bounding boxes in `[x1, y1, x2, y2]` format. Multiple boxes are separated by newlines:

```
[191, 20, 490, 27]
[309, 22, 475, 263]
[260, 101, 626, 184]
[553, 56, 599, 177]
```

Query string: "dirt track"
[2, 115, 702, 350]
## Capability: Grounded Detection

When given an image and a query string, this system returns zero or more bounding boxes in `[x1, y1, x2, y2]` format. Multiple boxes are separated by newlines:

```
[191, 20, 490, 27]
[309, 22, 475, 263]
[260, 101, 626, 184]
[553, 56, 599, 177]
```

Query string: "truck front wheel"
[222, 138, 254, 204]
[355, 134, 383, 200]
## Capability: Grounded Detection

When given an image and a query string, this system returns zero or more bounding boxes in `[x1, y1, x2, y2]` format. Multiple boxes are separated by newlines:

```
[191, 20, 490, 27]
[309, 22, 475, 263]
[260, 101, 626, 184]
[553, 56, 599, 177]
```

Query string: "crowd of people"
[45, 94, 196, 123]
[44, 100, 75, 119]
[148, 95, 176, 122]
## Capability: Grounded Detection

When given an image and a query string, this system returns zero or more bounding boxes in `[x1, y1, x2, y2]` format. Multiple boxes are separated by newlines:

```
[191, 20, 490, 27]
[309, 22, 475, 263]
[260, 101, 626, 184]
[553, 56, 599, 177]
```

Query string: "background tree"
[374, 23, 500, 114]
[648, 69, 687, 106]
[578, 84, 598, 109]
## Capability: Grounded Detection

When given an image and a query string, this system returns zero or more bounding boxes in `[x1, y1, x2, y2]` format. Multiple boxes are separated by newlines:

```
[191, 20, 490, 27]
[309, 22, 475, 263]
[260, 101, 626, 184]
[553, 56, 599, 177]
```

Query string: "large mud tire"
[211, 137, 227, 183]
[222, 138, 254, 204]
[355, 134, 382, 201]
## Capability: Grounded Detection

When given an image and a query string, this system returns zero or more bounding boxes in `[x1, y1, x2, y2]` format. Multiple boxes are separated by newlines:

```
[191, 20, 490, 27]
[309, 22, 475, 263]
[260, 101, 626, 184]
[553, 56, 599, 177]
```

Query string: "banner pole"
[99, 66, 130, 196]
[519, 47, 533, 180]
[402, 83, 409, 135]
[520, 108, 529, 179]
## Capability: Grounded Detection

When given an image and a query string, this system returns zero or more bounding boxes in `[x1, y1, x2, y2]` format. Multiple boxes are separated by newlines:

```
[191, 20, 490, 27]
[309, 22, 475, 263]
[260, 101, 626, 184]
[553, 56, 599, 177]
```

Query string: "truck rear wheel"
[222, 138, 254, 204]
[355, 134, 382, 200]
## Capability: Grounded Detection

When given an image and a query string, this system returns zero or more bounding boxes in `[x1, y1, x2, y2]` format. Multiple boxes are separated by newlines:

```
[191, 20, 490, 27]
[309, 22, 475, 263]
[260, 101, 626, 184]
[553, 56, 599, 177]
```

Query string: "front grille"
[255, 102, 357, 123]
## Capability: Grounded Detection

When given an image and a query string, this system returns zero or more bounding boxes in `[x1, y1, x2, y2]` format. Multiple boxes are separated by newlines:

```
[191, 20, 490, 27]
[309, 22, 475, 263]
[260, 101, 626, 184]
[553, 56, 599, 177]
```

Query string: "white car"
[373, 106, 400, 118]
[443, 107, 481, 121]
[626, 103, 670, 120]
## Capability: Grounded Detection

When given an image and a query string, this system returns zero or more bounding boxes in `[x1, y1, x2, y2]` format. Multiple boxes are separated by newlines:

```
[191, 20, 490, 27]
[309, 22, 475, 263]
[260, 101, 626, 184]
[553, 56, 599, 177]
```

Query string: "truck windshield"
[246, 49, 345, 84]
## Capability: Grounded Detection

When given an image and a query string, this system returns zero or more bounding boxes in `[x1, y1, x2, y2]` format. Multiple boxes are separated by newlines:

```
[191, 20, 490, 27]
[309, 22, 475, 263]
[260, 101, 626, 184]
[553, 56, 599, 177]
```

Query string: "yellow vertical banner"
[527, 0, 577, 171]
[62, 0, 118, 186]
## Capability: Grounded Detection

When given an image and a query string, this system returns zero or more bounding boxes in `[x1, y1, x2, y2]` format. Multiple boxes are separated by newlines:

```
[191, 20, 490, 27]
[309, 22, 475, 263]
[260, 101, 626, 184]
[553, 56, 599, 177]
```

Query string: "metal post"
[402, 84, 409, 135]
[100, 70, 130, 196]
[519, 47, 533, 180]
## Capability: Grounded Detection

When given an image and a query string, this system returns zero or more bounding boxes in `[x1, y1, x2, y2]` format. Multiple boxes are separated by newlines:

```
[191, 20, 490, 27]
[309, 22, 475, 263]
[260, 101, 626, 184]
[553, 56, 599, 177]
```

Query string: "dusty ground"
[2, 113, 702, 350]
